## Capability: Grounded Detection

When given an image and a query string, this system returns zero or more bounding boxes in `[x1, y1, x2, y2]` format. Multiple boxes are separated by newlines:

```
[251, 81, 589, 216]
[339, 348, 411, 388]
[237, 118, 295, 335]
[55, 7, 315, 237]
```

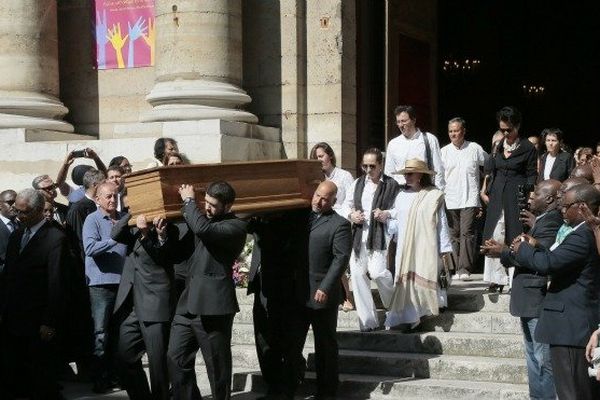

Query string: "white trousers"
[483, 211, 509, 286]
[349, 243, 394, 331]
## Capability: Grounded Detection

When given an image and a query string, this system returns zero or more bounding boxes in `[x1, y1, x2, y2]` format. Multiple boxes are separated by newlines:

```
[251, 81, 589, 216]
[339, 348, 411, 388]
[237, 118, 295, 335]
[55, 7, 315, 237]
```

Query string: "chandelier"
[442, 58, 481, 74]
[522, 84, 545, 97]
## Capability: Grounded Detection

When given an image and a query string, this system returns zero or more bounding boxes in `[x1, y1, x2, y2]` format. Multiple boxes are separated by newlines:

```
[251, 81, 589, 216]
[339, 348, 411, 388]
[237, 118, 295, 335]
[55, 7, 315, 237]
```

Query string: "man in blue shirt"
[82, 181, 127, 393]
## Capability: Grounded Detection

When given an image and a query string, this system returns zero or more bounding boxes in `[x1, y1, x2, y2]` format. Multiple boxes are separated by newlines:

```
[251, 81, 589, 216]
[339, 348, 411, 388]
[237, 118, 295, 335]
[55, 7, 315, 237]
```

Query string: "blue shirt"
[82, 209, 127, 286]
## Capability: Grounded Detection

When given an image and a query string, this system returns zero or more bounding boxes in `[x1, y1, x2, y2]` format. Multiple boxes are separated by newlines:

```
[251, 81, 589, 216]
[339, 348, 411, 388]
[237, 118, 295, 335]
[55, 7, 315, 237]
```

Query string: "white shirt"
[325, 167, 354, 215]
[0, 214, 15, 232]
[543, 154, 557, 180]
[440, 140, 488, 209]
[384, 130, 446, 190]
[341, 176, 385, 243]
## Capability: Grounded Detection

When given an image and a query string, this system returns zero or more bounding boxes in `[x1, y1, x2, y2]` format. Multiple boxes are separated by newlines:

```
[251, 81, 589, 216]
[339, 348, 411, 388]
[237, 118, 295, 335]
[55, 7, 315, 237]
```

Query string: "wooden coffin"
[124, 159, 323, 224]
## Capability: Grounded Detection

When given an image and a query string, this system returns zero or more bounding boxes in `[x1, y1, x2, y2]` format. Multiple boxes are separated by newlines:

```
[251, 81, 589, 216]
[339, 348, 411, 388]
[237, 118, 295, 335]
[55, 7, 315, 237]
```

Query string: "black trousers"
[252, 290, 307, 399]
[290, 305, 339, 398]
[446, 207, 478, 273]
[550, 345, 600, 400]
[117, 308, 170, 400]
[167, 313, 235, 400]
[0, 327, 61, 400]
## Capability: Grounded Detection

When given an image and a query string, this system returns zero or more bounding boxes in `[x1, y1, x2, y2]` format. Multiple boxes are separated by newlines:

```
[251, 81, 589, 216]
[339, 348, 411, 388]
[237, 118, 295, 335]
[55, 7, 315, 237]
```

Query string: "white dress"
[385, 190, 453, 327]
[325, 167, 354, 216]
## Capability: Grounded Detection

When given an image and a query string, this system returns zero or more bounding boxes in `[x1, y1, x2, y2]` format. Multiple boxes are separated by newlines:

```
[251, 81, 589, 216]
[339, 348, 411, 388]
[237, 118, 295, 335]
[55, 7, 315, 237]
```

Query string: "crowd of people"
[2, 104, 600, 400]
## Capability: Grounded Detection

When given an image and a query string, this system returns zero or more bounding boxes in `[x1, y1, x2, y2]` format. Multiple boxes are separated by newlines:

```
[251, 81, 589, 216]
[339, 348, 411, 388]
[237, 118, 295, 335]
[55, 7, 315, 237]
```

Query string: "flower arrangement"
[232, 235, 254, 288]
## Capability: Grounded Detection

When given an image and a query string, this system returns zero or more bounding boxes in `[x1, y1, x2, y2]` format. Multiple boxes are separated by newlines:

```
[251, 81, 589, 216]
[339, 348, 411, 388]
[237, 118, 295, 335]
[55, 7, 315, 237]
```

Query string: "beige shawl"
[391, 188, 444, 317]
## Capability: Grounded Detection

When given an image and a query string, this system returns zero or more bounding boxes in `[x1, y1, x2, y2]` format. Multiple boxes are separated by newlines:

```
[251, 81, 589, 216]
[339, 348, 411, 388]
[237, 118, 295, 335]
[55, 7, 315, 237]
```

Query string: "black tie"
[20, 228, 31, 253]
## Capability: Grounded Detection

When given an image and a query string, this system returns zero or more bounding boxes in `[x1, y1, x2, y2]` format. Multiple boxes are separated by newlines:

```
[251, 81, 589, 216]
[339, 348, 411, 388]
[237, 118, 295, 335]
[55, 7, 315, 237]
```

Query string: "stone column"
[0, 0, 73, 132]
[142, 0, 257, 123]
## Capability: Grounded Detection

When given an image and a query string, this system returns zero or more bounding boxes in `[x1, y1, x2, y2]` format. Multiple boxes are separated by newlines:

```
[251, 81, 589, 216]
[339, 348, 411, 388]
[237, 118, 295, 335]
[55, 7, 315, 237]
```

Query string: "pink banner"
[93, 0, 155, 70]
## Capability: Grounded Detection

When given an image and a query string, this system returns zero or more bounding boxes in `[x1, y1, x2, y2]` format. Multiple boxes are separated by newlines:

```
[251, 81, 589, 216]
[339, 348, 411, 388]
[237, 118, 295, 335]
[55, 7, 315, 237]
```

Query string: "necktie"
[555, 223, 574, 245]
[309, 212, 319, 228]
[20, 228, 31, 253]
[6, 220, 15, 233]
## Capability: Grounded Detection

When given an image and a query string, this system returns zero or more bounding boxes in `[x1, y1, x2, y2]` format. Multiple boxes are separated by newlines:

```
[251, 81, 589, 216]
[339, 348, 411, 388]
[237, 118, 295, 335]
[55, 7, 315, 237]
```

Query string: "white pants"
[483, 212, 509, 286]
[349, 243, 394, 331]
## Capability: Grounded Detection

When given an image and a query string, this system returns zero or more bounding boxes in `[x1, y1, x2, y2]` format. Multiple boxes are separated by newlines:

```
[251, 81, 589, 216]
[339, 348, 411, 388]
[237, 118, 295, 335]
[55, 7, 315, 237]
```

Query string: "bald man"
[570, 164, 594, 184]
[288, 181, 352, 399]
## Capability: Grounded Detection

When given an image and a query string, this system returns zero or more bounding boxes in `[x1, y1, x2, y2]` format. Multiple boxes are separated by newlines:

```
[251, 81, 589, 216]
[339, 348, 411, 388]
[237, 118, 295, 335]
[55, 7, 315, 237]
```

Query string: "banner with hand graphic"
[94, 0, 155, 69]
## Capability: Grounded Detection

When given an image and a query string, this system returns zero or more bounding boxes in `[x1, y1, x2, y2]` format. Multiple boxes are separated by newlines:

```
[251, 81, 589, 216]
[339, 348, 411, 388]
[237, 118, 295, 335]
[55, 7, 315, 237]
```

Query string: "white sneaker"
[460, 273, 472, 281]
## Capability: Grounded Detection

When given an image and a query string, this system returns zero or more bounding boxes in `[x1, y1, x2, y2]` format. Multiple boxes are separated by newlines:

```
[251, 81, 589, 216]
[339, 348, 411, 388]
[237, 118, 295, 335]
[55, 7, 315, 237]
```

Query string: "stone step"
[232, 323, 524, 358]
[234, 307, 521, 334]
[203, 344, 527, 384]
[234, 371, 530, 400]
[336, 330, 525, 358]
[419, 310, 521, 334]
[308, 350, 527, 384]
[236, 286, 511, 313]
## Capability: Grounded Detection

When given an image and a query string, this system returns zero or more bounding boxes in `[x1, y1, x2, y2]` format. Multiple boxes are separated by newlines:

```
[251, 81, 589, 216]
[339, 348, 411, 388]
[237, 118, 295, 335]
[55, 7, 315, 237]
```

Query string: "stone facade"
[0, 0, 436, 192]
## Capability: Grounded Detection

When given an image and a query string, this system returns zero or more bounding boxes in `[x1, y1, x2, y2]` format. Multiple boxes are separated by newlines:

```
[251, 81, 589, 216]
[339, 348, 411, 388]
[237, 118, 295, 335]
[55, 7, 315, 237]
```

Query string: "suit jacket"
[0, 219, 16, 270]
[112, 215, 186, 322]
[175, 202, 247, 316]
[66, 196, 97, 262]
[0, 221, 68, 336]
[502, 209, 562, 317]
[538, 151, 574, 182]
[515, 223, 600, 347]
[247, 209, 310, 302]
[305, 210, 352, 310]
[54, 201, 69, 226]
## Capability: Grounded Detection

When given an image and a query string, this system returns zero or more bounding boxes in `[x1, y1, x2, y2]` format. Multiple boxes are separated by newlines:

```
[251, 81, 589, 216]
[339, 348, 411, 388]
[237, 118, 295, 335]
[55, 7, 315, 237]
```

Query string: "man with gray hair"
[440, 117, 488, 281]
[0, 188, 69, 399]
[32, 174, 69, 226]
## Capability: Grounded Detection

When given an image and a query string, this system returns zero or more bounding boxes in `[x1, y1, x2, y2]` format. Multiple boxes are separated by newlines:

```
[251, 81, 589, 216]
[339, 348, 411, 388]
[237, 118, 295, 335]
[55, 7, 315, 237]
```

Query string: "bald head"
[570, 164, 594, 184]
[558, 177, 589, 206]
[537, 179, 561, 196]
[530, 179, 561, 214]
[311, 180, 338, 214]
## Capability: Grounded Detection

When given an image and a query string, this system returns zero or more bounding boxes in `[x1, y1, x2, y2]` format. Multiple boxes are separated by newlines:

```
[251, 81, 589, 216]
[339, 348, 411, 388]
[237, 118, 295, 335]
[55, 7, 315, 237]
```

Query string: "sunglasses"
[499, 127, 513, 134]
[39, 184, 57, 192]
[1, 200, 15, 205]
[362, 164, 378, 170]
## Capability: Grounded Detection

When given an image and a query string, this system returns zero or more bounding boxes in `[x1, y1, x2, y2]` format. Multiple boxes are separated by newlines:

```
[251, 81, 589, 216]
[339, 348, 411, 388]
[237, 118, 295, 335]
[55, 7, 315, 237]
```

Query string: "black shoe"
[92, 379, 110, 394]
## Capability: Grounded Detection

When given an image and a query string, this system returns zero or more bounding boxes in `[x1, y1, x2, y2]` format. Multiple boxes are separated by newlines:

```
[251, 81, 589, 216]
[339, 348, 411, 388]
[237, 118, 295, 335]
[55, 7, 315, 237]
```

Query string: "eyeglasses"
[0, 200, 15, 205]
[362, 164, 378, 170]
[499, 127, 513, 134]
[39, 183, 57, 192]
[15, 208, 33, 215]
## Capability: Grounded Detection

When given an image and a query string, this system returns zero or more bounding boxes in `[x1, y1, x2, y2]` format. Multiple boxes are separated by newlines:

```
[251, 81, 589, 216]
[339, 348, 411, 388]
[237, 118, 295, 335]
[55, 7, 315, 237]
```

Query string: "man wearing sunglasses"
[32, 175, 69, 227]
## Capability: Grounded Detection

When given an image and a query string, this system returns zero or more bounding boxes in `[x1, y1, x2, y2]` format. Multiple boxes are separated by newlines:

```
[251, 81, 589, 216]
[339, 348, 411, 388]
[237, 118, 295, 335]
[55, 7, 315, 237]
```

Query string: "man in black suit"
[0, 190, 18, 273]
[168, 181, 247, 400]
[482, 179, 562, 399]
[247, 209, 310, 400]
[0, 188, 69, 400]
[513, 184, 600, 399]
[293, 181, 352, 399]
[112, 213, 187, 400]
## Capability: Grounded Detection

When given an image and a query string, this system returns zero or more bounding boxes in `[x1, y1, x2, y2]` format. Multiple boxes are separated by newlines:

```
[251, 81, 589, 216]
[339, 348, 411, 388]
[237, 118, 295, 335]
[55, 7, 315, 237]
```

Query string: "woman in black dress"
[482, 106, 538, 292]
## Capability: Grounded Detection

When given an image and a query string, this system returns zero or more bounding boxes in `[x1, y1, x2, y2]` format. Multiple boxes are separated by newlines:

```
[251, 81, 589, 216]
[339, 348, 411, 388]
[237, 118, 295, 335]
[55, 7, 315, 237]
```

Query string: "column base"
[141, 80, 258, 124]
[0, 91, 73, 132]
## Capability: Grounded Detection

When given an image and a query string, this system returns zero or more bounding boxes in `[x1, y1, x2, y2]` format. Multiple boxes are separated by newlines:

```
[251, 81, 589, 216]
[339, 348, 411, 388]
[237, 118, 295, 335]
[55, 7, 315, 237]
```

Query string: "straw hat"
[393, 158, 435, 175]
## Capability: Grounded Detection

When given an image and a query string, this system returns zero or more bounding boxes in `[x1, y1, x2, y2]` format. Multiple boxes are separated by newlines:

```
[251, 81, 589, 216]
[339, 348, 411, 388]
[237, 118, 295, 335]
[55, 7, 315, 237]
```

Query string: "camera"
[517, 184, 531, 211]
[72, 149, 88, 158]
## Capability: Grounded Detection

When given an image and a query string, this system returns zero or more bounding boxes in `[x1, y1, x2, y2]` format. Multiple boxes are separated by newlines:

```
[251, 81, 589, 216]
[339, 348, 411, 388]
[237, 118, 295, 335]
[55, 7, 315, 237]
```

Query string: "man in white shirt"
[440, 117, 488, 280]
[384, 105, 445, 190]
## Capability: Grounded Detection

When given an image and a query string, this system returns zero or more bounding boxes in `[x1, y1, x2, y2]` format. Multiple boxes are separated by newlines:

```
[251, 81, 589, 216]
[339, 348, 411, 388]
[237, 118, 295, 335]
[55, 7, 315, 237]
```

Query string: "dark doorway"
[438, 1, 600, 152]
